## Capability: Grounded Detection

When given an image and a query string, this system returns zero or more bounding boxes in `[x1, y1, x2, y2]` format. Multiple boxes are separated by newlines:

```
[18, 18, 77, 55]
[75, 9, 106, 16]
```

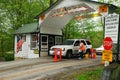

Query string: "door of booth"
[41, 35, 48, 52]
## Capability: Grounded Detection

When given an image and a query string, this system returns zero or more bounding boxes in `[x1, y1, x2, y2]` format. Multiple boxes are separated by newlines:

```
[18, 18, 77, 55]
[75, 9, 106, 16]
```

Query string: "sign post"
[102, 37, 113, 66]
[102, 13, 120, 80]
[104, 13, 120, 63]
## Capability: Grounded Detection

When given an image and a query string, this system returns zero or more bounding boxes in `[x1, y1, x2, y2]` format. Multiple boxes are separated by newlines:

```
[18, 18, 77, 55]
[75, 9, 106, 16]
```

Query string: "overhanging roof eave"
[14, 23, 39, 34]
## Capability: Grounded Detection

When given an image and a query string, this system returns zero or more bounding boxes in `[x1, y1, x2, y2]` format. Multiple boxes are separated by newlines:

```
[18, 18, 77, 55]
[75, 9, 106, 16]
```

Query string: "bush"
[4, 53, 14, 61]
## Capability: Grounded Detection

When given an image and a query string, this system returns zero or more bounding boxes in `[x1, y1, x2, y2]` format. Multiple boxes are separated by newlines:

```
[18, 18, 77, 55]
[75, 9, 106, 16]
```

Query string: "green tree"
[98, 0, 120, 6]
[62, 16, 104, 48]
[0, 0, 57, 58]
[1, 0, 57, 30]
[97, 0, 120, 14]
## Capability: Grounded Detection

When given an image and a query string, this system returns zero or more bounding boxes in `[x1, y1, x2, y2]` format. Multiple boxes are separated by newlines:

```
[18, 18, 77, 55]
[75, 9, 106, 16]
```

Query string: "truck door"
[73, 40, 80, 54]
[81, 40, 87, 53]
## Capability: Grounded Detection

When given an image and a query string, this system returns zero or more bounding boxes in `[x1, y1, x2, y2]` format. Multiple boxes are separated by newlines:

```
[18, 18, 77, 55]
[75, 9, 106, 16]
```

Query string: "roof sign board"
[50, 3, 95, 17]
[105, 13, 119, 43]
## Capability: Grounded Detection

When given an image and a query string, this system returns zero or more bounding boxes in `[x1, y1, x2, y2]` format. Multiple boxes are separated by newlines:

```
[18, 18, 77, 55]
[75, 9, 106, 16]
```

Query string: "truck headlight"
[61, 48, 65, 51]
[50, 47, 52, 50]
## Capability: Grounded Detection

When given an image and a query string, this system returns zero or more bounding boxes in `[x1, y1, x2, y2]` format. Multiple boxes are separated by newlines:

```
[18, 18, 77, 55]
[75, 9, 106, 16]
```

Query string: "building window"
[55, 36, 62, 45]
[22, 34, 26, 42]
[31, 34, 39, 50]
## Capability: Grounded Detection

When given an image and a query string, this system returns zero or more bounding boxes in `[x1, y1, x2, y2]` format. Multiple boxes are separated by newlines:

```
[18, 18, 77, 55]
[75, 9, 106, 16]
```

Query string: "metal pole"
[37, 19, 41, 58]
[116, 14, 120, 63]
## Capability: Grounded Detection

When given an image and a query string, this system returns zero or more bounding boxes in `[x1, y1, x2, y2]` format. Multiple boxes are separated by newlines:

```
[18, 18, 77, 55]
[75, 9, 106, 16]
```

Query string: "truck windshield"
[63, 40, 74, 45]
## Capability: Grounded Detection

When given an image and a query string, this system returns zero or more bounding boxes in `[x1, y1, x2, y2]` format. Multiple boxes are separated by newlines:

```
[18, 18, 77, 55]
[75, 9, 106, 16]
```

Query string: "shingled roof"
[14, 23, 39, 34]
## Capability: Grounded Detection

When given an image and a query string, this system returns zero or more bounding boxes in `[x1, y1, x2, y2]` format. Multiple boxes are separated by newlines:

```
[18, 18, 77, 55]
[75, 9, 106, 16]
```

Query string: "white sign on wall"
[105, 13, 119, 43]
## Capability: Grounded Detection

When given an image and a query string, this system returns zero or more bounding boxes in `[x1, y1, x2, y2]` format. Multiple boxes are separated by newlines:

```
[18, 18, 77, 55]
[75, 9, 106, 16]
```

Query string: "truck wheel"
[52, 55, 55, 58]
[86, 50, 91, 57]
[66, 50, 73, 59]
[86, 49, 91, 54]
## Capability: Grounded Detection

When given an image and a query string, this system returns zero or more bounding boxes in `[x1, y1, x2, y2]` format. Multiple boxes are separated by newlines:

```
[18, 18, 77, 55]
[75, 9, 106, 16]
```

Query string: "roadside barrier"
[54, 48, 58, 62]
[54, 48, 62, 62]
[90, 49, 93, 58]
[90, 48, 96, 59]
[93, 49, 96, 58]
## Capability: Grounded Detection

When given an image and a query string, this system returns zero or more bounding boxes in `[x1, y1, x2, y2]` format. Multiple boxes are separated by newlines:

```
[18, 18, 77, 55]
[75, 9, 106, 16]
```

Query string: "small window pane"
[55, 36, 62, 45]
[31, 34, 39, 50]
[42, 36, 47, 42]
[86, 41, 91, 45]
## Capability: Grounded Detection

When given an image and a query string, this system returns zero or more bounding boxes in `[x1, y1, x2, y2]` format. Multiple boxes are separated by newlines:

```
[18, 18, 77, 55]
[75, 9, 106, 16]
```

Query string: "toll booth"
[14, 23, 63, 59]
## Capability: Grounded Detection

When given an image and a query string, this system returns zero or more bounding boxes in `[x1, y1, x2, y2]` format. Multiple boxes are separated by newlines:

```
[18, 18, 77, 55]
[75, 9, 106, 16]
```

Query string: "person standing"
[78, 41, 85, 59]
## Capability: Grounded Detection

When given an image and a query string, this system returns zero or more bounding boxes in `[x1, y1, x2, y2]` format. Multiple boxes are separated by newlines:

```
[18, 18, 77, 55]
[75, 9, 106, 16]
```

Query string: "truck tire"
[66, 50, 73, 59]
[86, 49, 91, 55]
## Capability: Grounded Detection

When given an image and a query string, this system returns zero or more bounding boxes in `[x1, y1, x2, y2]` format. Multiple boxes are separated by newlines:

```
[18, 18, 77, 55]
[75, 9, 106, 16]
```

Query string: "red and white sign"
[103, 37, 113, 50]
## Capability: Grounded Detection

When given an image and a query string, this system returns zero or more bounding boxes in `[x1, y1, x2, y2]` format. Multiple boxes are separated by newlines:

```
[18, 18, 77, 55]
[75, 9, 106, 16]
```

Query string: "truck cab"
[49, 39, 92, 58]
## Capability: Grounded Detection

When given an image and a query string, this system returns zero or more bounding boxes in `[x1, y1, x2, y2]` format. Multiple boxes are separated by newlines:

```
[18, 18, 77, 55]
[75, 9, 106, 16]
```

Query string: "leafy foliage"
[0, 0, 57, 58]
[63, 17, 104, 48]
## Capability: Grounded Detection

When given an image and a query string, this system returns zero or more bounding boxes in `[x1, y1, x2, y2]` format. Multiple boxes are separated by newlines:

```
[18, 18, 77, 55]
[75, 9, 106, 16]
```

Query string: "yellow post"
[85, 54, 89, 59]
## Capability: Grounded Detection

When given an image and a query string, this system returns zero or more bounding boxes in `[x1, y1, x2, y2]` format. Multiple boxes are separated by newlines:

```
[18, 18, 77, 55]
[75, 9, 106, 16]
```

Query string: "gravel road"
[0, 56, 102, 80]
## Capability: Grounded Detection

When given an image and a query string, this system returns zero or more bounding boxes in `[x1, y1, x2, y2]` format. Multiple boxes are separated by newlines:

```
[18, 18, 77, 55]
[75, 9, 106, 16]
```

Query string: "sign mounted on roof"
[50, 3, 95, 17]
[98, 5, 108, 13]
[105, 13, 119, 43]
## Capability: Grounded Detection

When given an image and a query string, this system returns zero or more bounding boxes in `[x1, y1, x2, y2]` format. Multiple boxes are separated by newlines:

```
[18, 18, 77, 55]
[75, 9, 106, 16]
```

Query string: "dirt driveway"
[0, 56, 102, 80]
[40, 65, 102, 80]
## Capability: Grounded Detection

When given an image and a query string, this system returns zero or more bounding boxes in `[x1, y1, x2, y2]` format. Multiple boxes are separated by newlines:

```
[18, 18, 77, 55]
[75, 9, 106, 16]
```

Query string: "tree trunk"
[50, 0, 53, 6]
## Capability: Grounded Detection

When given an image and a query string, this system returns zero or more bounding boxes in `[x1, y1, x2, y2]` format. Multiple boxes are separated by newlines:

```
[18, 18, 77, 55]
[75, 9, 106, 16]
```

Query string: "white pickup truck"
[49, 39, 92, 58]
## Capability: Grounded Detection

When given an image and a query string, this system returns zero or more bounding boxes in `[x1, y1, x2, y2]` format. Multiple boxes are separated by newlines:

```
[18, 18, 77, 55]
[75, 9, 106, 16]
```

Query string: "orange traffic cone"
[90, 48, 93, 58]
[54, 49, 58, 62]
[92, 49, 96, 58]
[93, 53, 96, 58]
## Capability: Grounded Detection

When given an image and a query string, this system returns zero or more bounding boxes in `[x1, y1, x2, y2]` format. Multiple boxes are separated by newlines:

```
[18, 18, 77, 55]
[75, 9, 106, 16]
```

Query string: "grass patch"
[77, 67, 103, 80]
[56, 66, 104, 80]
[43, 66, 104, 80]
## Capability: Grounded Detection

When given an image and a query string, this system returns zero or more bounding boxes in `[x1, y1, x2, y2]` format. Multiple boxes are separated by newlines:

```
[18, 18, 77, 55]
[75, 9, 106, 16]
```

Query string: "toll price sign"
[105, 13, 119, 43]
[102, 50, 113, 62]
